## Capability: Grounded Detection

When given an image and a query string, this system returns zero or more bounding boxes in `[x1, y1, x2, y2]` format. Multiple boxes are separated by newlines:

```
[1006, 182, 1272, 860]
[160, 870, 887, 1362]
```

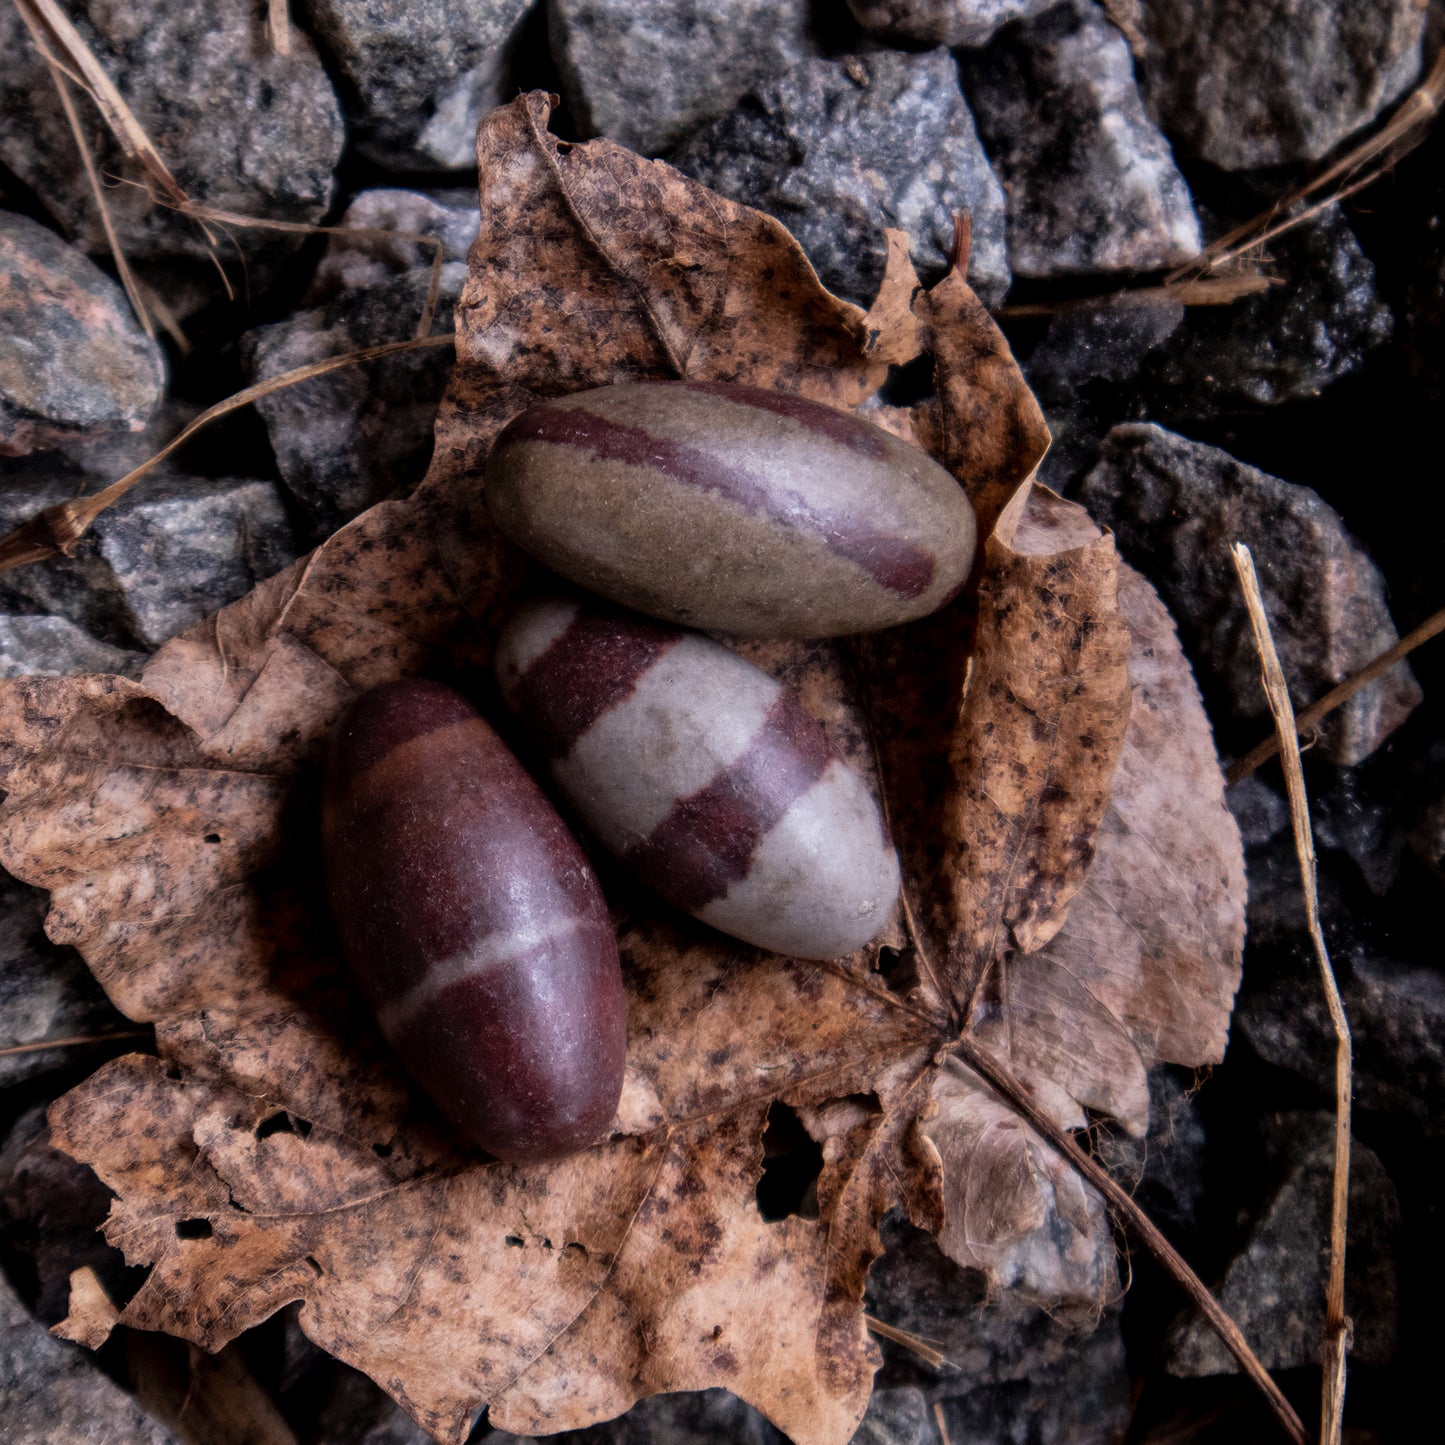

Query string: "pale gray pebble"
[551, 0, 817, 156]
[308, 189, 480, 301]
[0, 1265, 178, 1445]
[959, 0, 1200, 279]
[1166, 1113, 1400, 1374]
[1137, 0, 1426, 169]
[847, 0, 1061, 48]
[0, 473, 295, 650]
[1078, 424, 1421, 767]
[673, 49, 1010, 307]
[0, 213, 165, 458]
[244, 265, 466, 543]
[0, 0, 342, 261]
[0, 614, 141, 680]
[305, 0, 534, 169]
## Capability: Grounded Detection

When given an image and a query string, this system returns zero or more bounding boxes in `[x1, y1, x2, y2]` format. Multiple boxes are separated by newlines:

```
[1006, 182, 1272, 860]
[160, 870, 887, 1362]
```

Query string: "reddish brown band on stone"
[498, 402, 937, 599]
[623, 688, 834, 911]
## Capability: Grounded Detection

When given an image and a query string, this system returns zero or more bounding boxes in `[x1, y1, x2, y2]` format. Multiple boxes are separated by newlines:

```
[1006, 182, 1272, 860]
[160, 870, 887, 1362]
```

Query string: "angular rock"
[1143, 209, 1393, 415]
[674, 49, 1010, 306]
[847, 0, 1059, 48]
[1311, 768, 1407, 896]
[0, 474, 295, 651]
[0, 614, 140, 679]
[1238, 947, 1445, 1134]
[0, 212, 164, 457]
[1138, 0, 1425, 169]
[0, 872, 128, 1090]
[244, 266, 464, 542]
[959, 1, 1200, 279]
[0, 1, 343, 261]
[489, 1389, 787, 1443]
[1077, 424, 1421, 765]
[1411, 790, 1445, 881]
[867, 1218, 1131, 1442]
[0, 1266, 175, 1445]
[308, 189, 480, 301]
[1166, 1113, 1400, 1374]
[304, 0, 533, 170]
[551, 0, 815, 156]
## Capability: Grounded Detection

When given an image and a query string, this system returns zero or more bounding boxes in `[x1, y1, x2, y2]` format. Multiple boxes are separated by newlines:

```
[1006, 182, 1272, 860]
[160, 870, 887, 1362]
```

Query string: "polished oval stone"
[495, 596, 901, 959]
[322, 678, 626, 1164]
[484, 380, 977, 638]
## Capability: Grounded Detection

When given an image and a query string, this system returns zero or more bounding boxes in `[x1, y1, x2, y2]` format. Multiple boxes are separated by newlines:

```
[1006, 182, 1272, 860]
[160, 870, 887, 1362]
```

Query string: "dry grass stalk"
[1227, 603, 1445, 784]
[9, 0, 188, 206]
[864, 1313, 955, 1370]
[932, 1400, 953, 1445]
[997, 272, 1272, 320]
[1169, 48, 1445, 284]
[0, 333, 455, 575]
[1232, 544, 1353, 1445]
[947, 1045, 1309, 1445]
[9, 0, 153, 336]
[0, 1029, 149, 1060]
[267, 0, 292, 58]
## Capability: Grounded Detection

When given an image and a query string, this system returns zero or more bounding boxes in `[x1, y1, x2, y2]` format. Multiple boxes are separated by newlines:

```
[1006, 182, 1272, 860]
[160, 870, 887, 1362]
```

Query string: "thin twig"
[1170, 48, 1445, 283]
[17, 15, 154, 337]
[267, 0, 292, 57]
[864, 1313, 955, 1370]
[949, 1043, 1308, 1445]
[1232, 545, 1353, 1445]
[0, 334, 455, 574]
[1227, 604, 1445, 784]
[932, 1400, 953, 1445]
[9, 0, 187, 205]
[0, 1028, 149, 1060]
[997, 273, 1272, 320]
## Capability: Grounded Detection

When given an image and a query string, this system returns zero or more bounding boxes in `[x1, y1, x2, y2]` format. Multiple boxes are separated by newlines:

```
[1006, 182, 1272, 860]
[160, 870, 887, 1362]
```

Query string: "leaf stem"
[950, 1039, 1309, 1445]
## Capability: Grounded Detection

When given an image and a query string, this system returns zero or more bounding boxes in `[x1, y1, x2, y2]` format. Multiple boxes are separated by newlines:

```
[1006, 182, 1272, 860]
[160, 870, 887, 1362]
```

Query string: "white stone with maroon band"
[496, 596, 901, 959]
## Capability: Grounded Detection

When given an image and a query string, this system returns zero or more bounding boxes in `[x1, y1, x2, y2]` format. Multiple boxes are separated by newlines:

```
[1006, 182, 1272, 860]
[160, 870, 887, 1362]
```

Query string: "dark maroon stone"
[321, 679, 627, 1163]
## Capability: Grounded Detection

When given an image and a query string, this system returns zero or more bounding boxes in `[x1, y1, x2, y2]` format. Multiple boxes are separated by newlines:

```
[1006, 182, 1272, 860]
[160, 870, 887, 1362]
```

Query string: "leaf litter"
[0, 93, 1245, 1444]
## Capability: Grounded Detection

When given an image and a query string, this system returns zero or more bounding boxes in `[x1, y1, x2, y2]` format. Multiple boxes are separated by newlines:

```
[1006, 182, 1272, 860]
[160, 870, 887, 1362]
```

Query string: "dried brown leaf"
[0, 92, 1246, 1444]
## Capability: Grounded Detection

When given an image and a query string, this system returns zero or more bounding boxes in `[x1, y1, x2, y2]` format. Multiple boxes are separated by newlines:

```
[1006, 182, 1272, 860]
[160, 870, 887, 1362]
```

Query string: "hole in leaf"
[877, 354, 935, 409]
[203, 833, 221, 844]
[505, 1235, 525, 1248]
[756, 1103, 823, 1222]
[175, 1218, 213, 1240]
[372, 1141, 393, 1158]
[255, 1111, 293, 1140]
[304, 1255, 323, 1277]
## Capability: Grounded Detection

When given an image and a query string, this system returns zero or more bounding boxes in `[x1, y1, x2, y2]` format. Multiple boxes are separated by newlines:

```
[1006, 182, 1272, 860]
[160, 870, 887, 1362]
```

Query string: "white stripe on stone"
[375, 911, 588, 1038]
[494, 595, 580, 704]
[551, 634, 782, 854]
[696, 760, 900, 960]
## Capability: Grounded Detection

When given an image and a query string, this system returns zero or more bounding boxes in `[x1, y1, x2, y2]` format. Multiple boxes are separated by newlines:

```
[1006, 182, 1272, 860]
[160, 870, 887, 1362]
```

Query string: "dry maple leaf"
[0, 93, 1244, 1445]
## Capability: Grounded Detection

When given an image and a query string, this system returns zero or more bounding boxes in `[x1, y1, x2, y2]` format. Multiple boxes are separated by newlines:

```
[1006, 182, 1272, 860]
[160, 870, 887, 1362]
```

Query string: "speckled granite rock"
[0, 872, 128, 1089]
[0, 473, 295, 650]
[959, 1, 1199, 279]
[244, 265, 464, 542]
[867, 1218, 1131, 1443]
[0, 614, 140, 679]
[1166, 1113, 1399, 1374]
[673, 49, 1009, 306]
[0, 1265, 176, 1445]
[308, 189, 480, 301]
[1138, 0, 1425, 169]
[847, 0, 1059, 47]
[304, 0, 533, 169]
[1078, 424, 1421, 765]
[0, 213, 164, 457]
[0, 0, 343, 260]
[551, 0, 815, 155]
